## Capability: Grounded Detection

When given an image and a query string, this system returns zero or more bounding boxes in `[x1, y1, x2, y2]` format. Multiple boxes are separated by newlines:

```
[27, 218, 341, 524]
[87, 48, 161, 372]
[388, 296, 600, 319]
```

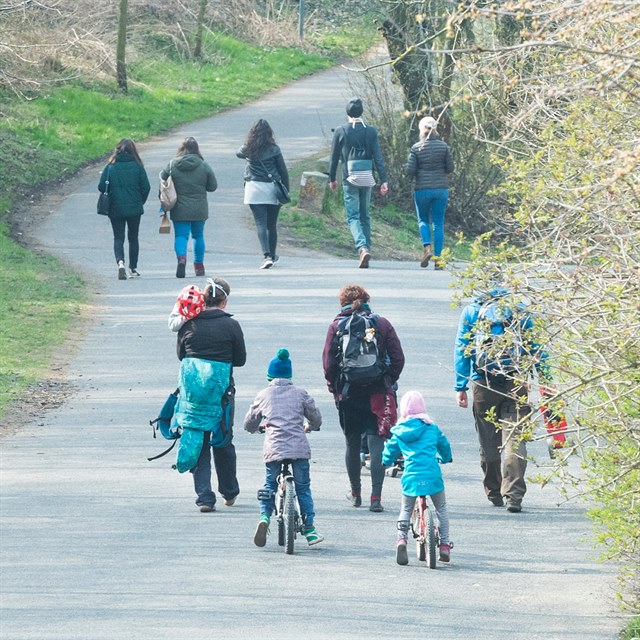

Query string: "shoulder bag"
[97, 165, 112, 215]
[159, 160, 178, 212]
[258, 159, 291, 205]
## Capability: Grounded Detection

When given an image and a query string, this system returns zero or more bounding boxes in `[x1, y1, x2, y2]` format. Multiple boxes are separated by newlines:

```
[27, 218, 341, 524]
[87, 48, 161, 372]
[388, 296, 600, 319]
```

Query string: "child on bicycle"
[382, 390, 452, 565]
[244, 348, 324, 547]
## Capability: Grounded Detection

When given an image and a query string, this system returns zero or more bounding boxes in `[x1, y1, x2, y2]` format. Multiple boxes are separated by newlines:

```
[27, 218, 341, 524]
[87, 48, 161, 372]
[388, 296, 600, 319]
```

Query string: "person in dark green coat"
[98, 138, 151, 280]
[160, 137, 218, 279]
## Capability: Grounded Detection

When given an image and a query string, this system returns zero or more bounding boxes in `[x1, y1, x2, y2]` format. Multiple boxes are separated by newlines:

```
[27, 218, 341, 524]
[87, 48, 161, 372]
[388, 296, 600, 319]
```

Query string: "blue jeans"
[191, 432, 239, 507]
[173, 220, 206, 263]
[259, 459, 315, 527]
[342, 183, 372, 250]
[414, 188, 448, 256]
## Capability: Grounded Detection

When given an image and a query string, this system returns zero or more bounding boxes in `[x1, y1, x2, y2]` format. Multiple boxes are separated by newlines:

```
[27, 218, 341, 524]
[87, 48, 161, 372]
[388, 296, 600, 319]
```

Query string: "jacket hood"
[390, 417, 432, 443]
[174, 154, 204, 172]
[473, 286, 509, 305]
[199, 308, 232, 319]
[115, 151, 135, 163]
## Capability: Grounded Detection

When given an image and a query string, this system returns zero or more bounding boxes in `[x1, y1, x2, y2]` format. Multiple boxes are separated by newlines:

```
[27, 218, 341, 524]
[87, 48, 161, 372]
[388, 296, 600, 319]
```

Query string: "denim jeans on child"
[259, 458, 315, 527]
[173, 220, 206, 262]
[342, 183, 372, 250]
[414, 188, 448, 256]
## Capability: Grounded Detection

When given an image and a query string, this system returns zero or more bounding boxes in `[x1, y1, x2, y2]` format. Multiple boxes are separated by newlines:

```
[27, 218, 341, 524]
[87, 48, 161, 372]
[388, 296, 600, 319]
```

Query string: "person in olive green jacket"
[98, 138, 151, 280]
[160, 137, 218, 279]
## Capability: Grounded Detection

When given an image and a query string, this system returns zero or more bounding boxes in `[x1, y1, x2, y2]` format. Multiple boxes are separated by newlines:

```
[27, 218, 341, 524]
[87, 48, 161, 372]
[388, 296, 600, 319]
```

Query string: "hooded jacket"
[453, 287, 551, 391]
[382, 417, 452, 497]
[244, 379, 322, 463]
[98, 152, 150, 218]
[161, 154, 217, 222]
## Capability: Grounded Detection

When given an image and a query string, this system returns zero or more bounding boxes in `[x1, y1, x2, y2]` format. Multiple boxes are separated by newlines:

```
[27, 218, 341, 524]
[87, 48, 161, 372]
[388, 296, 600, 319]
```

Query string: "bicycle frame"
[411, 496, 440, 569]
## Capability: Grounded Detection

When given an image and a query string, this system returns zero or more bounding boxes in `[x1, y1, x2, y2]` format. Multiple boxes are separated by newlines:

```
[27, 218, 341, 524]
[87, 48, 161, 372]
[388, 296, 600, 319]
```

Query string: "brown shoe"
[358, 247, 371, 268]
[420, 245, 432, 268]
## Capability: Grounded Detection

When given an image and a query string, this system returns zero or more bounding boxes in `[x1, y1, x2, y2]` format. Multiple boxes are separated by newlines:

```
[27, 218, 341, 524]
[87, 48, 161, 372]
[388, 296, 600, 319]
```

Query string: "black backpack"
[336, 313, 387, 393]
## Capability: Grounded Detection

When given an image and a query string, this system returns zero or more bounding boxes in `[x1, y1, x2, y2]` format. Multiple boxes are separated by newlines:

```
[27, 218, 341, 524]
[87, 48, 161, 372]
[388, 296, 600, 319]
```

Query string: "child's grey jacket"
[244, 379, 321, 463]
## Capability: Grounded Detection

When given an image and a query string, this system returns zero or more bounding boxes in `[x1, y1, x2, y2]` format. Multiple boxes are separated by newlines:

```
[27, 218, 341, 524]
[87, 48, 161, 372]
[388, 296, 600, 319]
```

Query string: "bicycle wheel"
[284, 478, 297, 555]
[411, 502, 426, 561]
[426, 507, 437, 569]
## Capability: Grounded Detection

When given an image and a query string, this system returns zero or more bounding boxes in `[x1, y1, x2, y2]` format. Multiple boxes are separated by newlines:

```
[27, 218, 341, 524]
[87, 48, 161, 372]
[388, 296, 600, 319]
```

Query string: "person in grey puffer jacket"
[244, 348, 324, 548]
[406, 116, 454, 270]
[161, 137, 217, 279]
[237, 119, 289, 270]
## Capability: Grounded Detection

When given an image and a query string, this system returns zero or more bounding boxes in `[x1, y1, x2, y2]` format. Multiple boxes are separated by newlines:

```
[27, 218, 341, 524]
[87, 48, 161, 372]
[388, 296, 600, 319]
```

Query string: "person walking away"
[244, 348, 324, 547]
[405, 116, 454, 270]
[160, 137, 217, 278]
[237, 119, 289, 270]
[454, 285, 552, 512]
[383, 390, 453, 565]
[328, 98, 389, 269]
[322, 284, 405, 512]
[170, 276, 246, 511]
[98, 138, 150, 280]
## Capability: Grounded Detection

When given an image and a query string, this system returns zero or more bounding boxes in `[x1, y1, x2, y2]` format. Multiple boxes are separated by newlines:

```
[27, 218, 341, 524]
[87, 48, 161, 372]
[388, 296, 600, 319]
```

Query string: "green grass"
[621, 616, 640, 639]
[0, 234, 86, 413]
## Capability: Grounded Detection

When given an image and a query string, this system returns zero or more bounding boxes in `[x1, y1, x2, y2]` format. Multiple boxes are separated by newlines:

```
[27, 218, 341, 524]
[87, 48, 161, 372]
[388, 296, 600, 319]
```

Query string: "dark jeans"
[338, 392, 385, 497]
[259, 459, 315, 526]
[190, 431, 239, 507]
[109, 215, 141, 268]
[472, 379, 531, 504]
[249, 204, 280, 258]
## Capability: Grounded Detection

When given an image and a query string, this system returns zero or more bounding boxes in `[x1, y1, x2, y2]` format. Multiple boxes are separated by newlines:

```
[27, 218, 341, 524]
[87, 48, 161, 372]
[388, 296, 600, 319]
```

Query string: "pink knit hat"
[399, 390, 433, 422]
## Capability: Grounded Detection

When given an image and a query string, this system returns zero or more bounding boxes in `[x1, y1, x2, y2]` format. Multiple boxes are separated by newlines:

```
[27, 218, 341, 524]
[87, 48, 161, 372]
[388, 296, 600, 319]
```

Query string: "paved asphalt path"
[1, 66, 620, 640]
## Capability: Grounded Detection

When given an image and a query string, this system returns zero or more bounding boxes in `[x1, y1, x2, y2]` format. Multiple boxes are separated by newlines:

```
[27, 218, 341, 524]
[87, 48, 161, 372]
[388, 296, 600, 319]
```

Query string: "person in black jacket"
[405, 116, 454, 270]
[98, 138, 151, 280]
[237, 119, 289, 270]
[173, 277, 247, 511]
[329, 98, 389, 269]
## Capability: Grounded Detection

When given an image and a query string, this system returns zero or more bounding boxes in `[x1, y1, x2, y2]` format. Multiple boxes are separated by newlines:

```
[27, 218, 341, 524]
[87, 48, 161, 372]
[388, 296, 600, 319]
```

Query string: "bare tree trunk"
[116, 0, 128, 92]
[194, 0, 208, 59]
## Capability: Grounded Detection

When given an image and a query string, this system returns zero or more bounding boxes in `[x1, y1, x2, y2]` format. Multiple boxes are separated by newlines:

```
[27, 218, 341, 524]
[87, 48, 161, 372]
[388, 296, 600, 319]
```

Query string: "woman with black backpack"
[322, 284, 405, 512]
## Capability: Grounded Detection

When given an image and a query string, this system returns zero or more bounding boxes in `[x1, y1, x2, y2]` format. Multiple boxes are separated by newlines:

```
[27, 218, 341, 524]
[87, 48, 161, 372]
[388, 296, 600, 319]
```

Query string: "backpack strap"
[147, 438, 179, 462]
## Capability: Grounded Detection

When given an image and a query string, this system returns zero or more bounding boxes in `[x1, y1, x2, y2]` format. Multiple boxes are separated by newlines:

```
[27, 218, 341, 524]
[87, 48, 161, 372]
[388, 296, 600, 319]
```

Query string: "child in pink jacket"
[244, 348, 324, 547]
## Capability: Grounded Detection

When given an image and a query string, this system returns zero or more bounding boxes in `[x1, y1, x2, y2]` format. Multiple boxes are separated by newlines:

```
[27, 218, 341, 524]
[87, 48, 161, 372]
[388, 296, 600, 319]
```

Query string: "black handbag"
[258, 159, 290, 205]
[97, 166, 112, 215]
[274, 179, 290, 205]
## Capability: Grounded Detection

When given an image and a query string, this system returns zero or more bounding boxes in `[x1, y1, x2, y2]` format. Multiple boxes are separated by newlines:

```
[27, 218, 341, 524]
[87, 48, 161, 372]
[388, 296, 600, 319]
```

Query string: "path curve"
[0, 65, 619, 640]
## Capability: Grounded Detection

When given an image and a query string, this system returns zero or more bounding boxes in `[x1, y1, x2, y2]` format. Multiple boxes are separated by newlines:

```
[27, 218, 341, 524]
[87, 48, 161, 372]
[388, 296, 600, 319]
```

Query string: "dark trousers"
[339, 393, 385, 497]
[472, 379, 531, 504]
[190, 431, 239, 507]
[109, 215, 141, 268]
[249, 204, 280, 258]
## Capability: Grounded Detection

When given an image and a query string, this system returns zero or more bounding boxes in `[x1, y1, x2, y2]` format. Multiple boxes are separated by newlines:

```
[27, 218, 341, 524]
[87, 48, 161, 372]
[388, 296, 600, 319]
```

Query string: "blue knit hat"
[267, 348, 292, 380]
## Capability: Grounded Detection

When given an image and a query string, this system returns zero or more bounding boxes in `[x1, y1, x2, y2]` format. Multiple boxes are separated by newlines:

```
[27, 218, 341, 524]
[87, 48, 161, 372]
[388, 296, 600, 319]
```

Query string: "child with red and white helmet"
[168, 284, 205, 331]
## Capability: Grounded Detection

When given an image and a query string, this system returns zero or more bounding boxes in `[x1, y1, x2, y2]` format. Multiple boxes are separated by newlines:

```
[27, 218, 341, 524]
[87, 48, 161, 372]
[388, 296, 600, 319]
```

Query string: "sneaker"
[128, 268, 141, 278]
[198, 504, 215, 513]
[303, 526, 324, 546]
[223, 497, 236, 507]
[259, 257, 274, 270]
[420, 246, 432, 268]
[117, 260, 127, 280]
[176, 260, 186, 279]
[358, 247, 371, 269]
[254, 515, 270, 547]
[194, 262, 205, 277]
[347, 492, 362, 508]
[489, 495, 504, 507]
[507, 501, 522, 513]
[396, 540, 409, 565]
[271, 255, 280, 266]
[439, 543, 451, 562]
[370, 498, 384, 513]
